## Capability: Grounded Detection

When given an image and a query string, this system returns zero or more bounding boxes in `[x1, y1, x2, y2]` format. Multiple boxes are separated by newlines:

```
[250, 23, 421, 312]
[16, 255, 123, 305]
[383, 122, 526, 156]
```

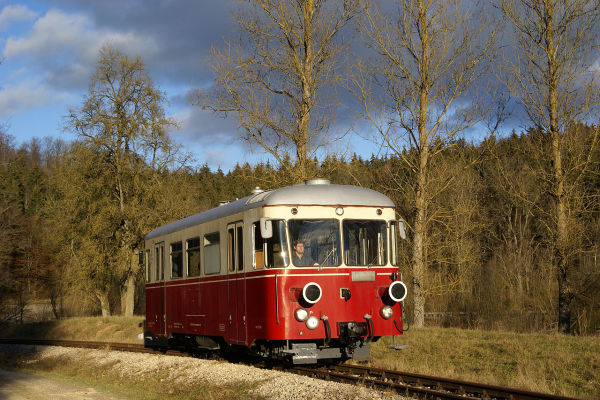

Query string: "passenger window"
[204, 232, 221, 275]
[155, 244, 164, 281]
[228, 228, 235, 272]
[171, 241, 183, 278]
[187, 237, 201, 277]
[145, 249, 150, 282]
[253, 223, 264, 269]
[237, 226, 244, 271]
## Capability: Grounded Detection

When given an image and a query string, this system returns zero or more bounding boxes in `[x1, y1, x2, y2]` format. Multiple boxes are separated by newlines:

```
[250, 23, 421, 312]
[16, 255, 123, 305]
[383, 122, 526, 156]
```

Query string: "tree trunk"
[96, 290, 111, 317]
[412, 172, 427, 327]
[553, 130, 571, 333]
[546, 2, 571, 334]
[411, 0, 430, 328]
[50, 294, 60, 320]
[295, 0, 315, 184]
[121, 272, 136, 317]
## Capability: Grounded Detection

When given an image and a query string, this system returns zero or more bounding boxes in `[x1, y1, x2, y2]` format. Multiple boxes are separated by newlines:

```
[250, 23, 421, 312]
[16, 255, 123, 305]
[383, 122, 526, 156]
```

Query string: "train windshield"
[288, 219, 341, 267]
[343, 220, 387, 266]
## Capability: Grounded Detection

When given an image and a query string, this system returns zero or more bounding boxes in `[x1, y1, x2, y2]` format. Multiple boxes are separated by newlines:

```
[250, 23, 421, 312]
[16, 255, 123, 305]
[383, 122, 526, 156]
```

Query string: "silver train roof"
[145, 181, 395, 240]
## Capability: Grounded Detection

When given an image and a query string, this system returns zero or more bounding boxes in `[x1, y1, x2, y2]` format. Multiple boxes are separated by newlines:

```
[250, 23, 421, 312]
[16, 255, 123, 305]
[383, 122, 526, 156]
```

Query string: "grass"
[0, 348, 264, 400]
[1, 316, 144, 343]
[2, 317, 599, 399]
[369, 327, 600, 399]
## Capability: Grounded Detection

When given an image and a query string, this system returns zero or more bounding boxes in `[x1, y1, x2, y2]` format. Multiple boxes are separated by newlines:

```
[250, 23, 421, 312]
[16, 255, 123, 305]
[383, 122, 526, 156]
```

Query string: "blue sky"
[0, 0, 391, 171]
[3, 1, 562, 173]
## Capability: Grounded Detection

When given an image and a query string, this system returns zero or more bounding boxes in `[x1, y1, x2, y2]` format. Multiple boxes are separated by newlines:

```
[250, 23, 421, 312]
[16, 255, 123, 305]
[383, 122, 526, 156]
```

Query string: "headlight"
[295, 308, 308, 322]
[388, 281, 407, 302]
[306, 316, 319, 330]
[302, 282, 322, 304]
[380, 305, 394, 319]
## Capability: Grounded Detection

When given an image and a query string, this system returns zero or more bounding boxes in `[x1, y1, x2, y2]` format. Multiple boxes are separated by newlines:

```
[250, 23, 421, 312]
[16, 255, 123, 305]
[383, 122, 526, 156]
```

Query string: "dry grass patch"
[370, 327, 600, 399]
[1, 316, 144, 343]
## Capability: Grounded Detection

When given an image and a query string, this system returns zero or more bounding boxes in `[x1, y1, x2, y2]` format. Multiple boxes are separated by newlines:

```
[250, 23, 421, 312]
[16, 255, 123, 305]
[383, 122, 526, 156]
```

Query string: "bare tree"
[496, 0, 600, 333]
[198, 0, 359, 184]
[351, 0, 496, 326]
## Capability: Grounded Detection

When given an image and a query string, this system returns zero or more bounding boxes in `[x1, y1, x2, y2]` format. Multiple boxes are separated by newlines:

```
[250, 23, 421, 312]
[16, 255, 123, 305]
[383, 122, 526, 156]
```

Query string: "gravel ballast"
[0, 344, 409, 400]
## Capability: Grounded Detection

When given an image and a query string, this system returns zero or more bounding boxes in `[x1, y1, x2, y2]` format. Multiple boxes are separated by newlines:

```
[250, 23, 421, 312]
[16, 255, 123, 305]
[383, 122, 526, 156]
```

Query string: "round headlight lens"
[295, 308, 308, 322]
[388, 281, 407, 302]
[380, 305, 394, 319]
[306, 316, 319, 330]
[302, 282, 322, 304]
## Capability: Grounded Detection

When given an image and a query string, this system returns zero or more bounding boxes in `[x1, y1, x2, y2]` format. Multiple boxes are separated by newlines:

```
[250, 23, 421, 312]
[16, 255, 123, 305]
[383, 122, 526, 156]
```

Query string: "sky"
[3, 1, 584, 172]
[0, 0, 391, 171]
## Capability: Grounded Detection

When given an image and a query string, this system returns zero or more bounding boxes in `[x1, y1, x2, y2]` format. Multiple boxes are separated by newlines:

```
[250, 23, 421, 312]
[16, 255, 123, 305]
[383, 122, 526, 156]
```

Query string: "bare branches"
[351, 0, 497, 326]
[197, 0, 359, 183]
[495, 0, 600, 334]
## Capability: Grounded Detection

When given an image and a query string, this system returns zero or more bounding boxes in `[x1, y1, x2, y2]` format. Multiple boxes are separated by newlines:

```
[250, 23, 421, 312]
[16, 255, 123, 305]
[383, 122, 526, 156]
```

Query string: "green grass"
[2, 318, 599, 399]
[369, 327, 600, 399]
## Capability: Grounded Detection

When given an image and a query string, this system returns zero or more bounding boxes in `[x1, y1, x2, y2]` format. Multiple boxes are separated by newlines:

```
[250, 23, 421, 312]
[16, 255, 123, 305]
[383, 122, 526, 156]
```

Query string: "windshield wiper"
[319, 247, 336, 270]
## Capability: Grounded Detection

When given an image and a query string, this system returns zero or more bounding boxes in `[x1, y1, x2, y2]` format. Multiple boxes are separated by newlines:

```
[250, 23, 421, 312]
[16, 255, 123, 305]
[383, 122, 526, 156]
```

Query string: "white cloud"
[3, 9, 159, 90]
[0, 81, 70, 118]
[3, 9, 91, 59]
[0, 4, 37, 31]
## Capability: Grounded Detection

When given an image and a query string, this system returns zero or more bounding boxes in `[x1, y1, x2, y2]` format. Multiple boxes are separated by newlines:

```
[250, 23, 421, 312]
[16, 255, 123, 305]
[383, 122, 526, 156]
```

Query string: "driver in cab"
[293, 240, 315, 266]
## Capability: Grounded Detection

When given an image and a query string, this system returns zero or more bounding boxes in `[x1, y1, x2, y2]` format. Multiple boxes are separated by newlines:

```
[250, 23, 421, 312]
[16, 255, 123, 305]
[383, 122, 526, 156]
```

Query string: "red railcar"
[143, 179, 408, 363]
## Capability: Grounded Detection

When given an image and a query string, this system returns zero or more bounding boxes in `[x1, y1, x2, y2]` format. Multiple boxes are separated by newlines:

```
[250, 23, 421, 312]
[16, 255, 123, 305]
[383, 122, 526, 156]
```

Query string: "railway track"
[0, 338, 578, 400]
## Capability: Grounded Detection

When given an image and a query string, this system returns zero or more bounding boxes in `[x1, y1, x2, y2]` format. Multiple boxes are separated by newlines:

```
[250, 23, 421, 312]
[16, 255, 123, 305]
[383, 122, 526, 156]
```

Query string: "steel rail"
[292, 363, 578, 400]
[0, 338, 579, 400]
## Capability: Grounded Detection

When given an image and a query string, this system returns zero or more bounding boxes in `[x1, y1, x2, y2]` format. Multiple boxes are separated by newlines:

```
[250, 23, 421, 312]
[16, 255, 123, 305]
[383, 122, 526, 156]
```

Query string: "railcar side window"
[187, 237, 201, 277]
[237, 226, 243, 271]
[343, 220, 387, 266]
[252, 223, 264, 269]
[155, 243, 164, 281]
[171, 241, 183, 278]
[204, 232, 221, 275]
[390, 221, 399, 266]
[228, 228, 235, 272]
[288, 219, 340, 267]
[145, 249, 150, 282]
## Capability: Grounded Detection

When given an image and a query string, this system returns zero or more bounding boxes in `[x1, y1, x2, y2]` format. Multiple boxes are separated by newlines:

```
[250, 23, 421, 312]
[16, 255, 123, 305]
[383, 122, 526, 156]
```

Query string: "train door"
[227, 222, 246, 344]
[154, 242, 166, 336]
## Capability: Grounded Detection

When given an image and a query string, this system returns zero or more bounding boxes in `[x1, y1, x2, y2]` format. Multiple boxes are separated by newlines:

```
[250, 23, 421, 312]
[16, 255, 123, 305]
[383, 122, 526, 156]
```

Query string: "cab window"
[253, 220, 289, 268]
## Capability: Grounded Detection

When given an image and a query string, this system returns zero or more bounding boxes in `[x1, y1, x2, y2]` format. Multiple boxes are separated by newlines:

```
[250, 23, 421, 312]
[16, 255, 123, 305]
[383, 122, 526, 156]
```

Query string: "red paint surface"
[146, 267, 404, 346]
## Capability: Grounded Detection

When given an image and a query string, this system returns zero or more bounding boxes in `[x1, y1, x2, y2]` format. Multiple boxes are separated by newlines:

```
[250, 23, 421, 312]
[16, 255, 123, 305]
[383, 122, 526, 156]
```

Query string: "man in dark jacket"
[293, 240, 315, 266]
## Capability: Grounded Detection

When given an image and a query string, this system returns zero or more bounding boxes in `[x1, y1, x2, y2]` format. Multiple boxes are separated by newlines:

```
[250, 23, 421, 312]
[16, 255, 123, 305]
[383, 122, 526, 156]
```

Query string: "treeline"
[1, 124, 599, 333]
